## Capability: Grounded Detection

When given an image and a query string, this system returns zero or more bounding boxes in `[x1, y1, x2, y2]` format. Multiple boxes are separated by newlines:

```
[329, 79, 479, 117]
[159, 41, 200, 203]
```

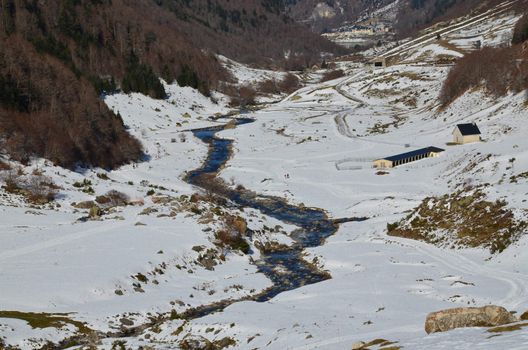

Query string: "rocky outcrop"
[425, 306, 517, 334]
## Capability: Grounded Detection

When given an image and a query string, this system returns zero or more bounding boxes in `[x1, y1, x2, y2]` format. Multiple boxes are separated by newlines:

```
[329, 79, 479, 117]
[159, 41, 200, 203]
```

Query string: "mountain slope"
[0, 0, 344, 169]
[395, 0, 528, 36]
[284, 0, 396, 33]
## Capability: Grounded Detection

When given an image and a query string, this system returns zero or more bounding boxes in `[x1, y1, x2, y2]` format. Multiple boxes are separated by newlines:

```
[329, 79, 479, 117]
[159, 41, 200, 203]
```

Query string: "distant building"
[453, 123, 481, 144]
[371, 57, 386, 68]
[373, 146, 445, 169]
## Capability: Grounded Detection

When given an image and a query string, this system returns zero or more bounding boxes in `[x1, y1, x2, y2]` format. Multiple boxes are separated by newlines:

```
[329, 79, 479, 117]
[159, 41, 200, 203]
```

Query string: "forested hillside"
[0, 0, 344, 169]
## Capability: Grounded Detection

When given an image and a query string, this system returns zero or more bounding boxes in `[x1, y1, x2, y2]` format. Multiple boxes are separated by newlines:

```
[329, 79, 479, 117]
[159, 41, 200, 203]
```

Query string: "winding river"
[55, 117, 366, 348]
[185, 117, 366, 310]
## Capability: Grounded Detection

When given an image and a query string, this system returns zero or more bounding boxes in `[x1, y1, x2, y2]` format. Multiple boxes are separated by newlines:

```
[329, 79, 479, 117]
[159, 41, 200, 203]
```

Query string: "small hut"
[453, 123, 481, 144]
[370, 57, 387, 68]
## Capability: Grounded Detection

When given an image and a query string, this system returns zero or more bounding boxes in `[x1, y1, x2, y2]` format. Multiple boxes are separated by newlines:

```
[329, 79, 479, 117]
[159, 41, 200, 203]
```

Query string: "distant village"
[327, 22, 392, 36]
[322, 19, 394, 48]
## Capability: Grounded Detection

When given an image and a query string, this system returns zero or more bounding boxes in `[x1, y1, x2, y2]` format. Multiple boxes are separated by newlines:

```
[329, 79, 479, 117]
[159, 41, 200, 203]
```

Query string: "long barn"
[373, 146, 445, 169]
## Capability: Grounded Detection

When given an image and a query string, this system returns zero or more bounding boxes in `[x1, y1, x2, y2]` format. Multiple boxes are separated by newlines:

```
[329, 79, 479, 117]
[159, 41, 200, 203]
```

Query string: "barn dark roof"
[456, 123, 481, 136]
[381, 146, 445, 162]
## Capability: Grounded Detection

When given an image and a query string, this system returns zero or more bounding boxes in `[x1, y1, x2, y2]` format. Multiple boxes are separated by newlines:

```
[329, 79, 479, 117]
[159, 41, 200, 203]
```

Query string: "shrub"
[73, 179, 92, 188]
[440, 46, 527, 106]
[257, 79, 281, 95]
[177, 65, 209, 96]
[1, 169, 59, 204]
[216, 215, 250, 253]
[277, 73, 301, 94]
[320, 69, 345, 83]
[512, 13, 528, 45]
[229, 85, 256, 108]
[96, 190, 129, 207]
[387, 222, 399, 233]
[122, 54, 166, 99]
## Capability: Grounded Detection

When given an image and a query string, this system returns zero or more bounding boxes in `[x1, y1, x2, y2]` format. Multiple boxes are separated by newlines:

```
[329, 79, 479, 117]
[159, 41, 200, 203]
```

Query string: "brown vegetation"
[320, 69, 345, 82]
[512, 13, 528, 44]
[387, 189, 527, 253]
[1, 168, 59, 204]
[0, 0, 343, 169]
[228, 85, 257, 108]
[95, 190, 130, 208]
[440, 45, 528, 106]
[216, 215, 250, 253]
[257, 73, 301, 95]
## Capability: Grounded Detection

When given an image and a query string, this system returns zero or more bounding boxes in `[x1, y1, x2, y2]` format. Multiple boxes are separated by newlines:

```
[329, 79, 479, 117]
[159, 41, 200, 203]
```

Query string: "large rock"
[425, 305, 517, 334]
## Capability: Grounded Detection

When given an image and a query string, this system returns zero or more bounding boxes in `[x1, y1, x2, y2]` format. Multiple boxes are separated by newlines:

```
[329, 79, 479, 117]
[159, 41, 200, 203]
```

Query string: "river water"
[185, 117, 366, 315]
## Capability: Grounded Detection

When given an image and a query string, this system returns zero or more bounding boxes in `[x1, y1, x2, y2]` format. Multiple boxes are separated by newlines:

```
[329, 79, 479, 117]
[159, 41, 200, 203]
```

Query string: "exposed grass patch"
[0, 311, 92, 334]
[367, 115, 406, 135]
[365, 88, 401, 99]
[398, 71, 431, 81]
[487, 322, 528, 333]
[388, 188, 527, 253]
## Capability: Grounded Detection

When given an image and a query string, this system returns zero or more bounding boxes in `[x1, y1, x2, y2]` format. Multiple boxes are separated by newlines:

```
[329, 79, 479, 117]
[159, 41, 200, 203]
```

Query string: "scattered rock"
[351, 341, 366, 350]
[128, 199, 144, 206]
[139, 207, 158, 216]
[151, 195, 174, 204]
[119, 317, 134, 326]
[74, 201, 96, 209]
[425, 305, 517, 334]
[192, 245, 206, 253]
[179, 335, 214, 350]
[196, 249, 220, 271]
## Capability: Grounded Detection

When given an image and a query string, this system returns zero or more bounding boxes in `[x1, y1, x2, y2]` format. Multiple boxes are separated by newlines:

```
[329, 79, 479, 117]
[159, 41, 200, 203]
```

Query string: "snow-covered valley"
[1, 5, 528, 350]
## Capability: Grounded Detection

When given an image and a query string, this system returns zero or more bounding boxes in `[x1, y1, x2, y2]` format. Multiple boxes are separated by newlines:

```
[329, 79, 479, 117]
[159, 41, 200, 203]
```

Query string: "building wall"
[462, 134, 481, 144]
[371, 57, 386, 68]
[453, 128, 464, 144]
[373, 159, 393, 168]
[453, 129, 481, 144]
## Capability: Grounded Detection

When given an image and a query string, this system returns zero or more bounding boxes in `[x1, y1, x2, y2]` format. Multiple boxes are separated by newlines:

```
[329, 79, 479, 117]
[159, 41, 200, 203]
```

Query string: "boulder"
[179, 335, 215, 350]
[73, 200, 95, 209]
[351, 341, 366, 350]
[425, 305, 517, 334]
